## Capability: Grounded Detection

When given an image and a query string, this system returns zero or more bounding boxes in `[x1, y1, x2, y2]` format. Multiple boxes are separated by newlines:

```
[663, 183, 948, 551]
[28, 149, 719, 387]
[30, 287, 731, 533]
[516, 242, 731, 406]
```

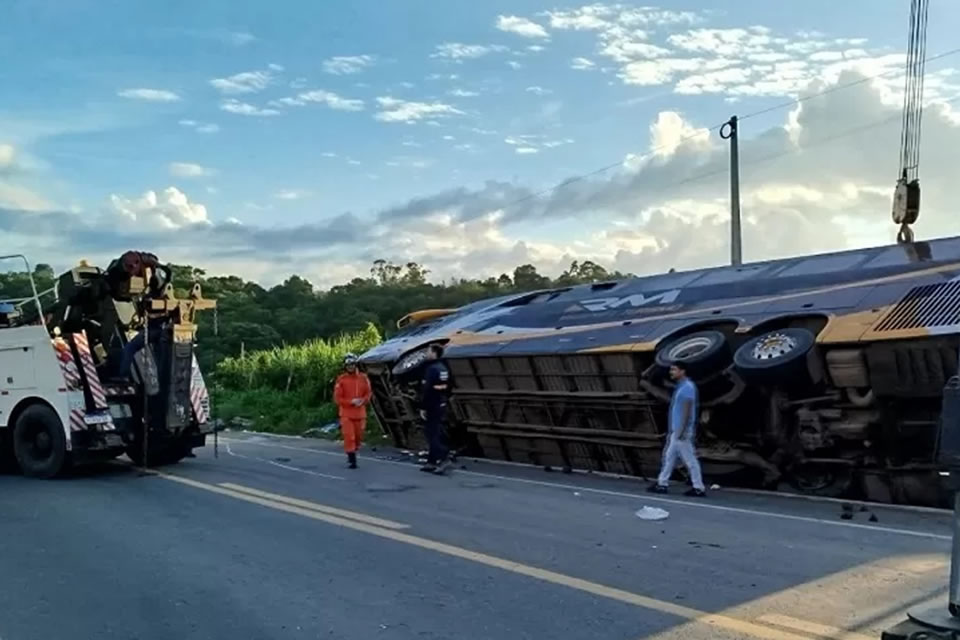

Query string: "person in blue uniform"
[648, 362, 706, 497]
[419, 343, 452, 474]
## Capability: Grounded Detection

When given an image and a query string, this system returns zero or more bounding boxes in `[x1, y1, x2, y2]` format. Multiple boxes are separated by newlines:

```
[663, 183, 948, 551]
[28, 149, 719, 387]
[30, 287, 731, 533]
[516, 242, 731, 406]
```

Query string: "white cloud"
[448, 88, 480, 97]
[178, 119, 220, 134]
[809, 51, 845, 62]
[431, 43, 509, 60]
[647, 111, 712, 156]
[321, 151, 338, 158]
[528, 45, 547, 53]
[108, 187, 209, 230]
[323, 55, 377, 75]
[546, 6, 616, 31]
[619, 58, 715, 86]
[220, 99, 281, 117]
[374, 97, 464, 123]
[506, 8, 906, 101]
[525, 86, 552, 95]
[0, 183, 54, 211]
[270, 90, 365, 111]
[117, 88, 181, 102]
[496, 15, 549, 39]
[169, 162, 215, 178]
[386, 156, 433, 169]
[275, 189, 310, 200]
[210, 70, 275, 94]
[507, 61, 523, 70]
[0, 143, 14, 170]
[515, 147, 539, 154]
[290, 77, 309, 89]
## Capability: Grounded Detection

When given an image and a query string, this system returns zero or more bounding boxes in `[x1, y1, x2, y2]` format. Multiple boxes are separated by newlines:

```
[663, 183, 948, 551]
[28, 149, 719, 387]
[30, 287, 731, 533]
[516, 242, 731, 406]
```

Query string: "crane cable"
[894, 0, 930, 244]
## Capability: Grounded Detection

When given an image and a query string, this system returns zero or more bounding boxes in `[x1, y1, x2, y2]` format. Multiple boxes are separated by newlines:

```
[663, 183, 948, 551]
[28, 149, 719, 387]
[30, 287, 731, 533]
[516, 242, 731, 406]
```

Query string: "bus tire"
[655, 330, 730, 377]
[733, 328, 817, 384]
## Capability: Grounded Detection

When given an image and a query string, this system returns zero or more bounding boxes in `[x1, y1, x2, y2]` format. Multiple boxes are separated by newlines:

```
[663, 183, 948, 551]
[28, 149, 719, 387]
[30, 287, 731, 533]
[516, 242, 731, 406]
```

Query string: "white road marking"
[221, 436, 951, 541]
[755, 614, 874, 640]
[224, 440, 344, 480]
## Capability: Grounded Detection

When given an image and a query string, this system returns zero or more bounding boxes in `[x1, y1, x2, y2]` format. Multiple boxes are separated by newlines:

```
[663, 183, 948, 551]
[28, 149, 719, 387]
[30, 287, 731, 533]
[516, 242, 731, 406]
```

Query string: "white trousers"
[656, 433, 705, 490]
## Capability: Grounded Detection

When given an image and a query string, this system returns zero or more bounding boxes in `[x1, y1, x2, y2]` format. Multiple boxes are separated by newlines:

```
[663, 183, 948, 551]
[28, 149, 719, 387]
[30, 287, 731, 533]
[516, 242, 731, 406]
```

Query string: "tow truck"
[0, 251, 216, 477]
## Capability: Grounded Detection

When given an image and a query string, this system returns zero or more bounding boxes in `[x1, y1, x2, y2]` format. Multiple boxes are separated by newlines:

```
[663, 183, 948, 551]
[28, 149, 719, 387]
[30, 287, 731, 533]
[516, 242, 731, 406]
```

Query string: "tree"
[513, 264, 550, 290]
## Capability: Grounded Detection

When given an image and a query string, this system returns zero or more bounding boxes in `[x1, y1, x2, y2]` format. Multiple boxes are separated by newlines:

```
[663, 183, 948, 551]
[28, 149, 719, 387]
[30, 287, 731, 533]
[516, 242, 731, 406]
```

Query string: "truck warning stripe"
[52, 337, 82, 390]
[190, 354, 210, 424]
[72, 331, 108, 409]
[69, 409, 86, 432]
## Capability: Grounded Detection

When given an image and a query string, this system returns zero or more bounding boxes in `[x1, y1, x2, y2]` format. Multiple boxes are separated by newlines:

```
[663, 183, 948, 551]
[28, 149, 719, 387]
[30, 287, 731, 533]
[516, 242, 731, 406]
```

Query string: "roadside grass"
[209, 323, 391, 446]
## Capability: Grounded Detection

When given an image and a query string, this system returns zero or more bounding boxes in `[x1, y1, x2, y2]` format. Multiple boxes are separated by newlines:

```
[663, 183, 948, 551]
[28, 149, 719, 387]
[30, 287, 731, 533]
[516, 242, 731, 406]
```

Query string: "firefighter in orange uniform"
[333, 353, 372, 469]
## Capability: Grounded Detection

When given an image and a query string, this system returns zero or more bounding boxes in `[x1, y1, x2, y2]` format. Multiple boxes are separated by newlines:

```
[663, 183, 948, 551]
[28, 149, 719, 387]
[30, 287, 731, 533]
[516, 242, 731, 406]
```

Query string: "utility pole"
[720, 115, 742, 266]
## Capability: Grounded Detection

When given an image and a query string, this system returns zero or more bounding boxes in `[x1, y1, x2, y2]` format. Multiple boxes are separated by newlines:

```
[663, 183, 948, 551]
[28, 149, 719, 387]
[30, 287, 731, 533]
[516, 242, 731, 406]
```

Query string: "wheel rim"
[668, 336, 713, 361]
[18, 419, 54, 461]
[750, 332, 797, 361]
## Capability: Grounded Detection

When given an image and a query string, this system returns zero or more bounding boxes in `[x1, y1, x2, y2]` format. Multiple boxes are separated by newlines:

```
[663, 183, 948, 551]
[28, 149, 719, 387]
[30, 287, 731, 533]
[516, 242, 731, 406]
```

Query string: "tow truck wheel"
[13, 404, 68, 478]
[125, 441, 189, 467]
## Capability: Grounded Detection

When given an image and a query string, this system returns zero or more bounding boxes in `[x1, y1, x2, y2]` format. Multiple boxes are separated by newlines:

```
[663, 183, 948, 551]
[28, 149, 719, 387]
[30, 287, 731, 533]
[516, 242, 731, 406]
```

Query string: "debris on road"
[635, 506, 670, 521]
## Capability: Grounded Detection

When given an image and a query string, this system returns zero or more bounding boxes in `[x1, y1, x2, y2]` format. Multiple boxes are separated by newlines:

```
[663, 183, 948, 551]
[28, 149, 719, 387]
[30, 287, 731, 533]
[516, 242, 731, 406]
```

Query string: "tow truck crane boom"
[891, 0, 929, 244]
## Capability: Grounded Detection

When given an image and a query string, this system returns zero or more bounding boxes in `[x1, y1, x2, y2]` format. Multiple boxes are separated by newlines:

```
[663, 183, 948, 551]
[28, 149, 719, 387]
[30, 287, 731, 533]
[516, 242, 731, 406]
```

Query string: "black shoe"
[647, 483, 668, 494]
[684, 488, 706, 497]
[433, 459, 453, 475]
[347, 452, 357, 469]
[419, 462, 437, 472]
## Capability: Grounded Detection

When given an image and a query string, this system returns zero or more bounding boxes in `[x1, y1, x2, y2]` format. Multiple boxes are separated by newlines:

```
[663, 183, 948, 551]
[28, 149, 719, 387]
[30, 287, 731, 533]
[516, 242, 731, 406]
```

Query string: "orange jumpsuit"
[333, 371, 372, 454]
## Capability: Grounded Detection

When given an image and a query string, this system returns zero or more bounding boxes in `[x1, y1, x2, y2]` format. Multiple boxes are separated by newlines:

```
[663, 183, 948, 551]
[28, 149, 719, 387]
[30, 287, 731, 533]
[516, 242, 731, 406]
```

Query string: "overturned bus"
[358, 236, 960, 506]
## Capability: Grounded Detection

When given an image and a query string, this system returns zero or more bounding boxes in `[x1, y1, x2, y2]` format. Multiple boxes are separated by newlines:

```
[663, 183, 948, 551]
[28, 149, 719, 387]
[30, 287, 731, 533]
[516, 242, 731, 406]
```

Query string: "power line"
[499, 46, 960, 214]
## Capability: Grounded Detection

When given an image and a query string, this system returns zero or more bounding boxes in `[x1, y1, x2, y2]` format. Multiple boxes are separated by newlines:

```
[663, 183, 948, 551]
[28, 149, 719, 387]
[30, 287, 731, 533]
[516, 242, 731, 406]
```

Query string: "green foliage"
[211, 323, 385, 437]
[211, 387, 338, 434]
[214, 323, 382, 400]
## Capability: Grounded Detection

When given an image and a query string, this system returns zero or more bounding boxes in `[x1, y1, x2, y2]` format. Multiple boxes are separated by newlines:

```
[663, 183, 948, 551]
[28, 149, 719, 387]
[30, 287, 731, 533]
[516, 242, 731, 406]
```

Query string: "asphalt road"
[0, 431, 953, 640]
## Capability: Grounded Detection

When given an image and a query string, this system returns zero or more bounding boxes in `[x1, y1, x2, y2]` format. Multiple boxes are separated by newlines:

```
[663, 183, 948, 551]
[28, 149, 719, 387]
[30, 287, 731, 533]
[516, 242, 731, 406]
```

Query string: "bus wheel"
[733, 327, 817, 384]
[13, 404, 68, 478]
[654, 330, 730, 378]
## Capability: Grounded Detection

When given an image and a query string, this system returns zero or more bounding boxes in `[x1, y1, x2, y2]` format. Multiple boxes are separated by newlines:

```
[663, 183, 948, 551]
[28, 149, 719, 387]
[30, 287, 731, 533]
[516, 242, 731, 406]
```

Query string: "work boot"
[347, 452, 357, 469]
[684, 488, 706, 497]
[647, 483, 668, 494]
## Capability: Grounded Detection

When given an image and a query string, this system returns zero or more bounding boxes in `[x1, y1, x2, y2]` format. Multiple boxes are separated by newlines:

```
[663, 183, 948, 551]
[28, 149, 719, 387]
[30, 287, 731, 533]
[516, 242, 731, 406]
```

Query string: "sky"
[2, 0, 960, 288]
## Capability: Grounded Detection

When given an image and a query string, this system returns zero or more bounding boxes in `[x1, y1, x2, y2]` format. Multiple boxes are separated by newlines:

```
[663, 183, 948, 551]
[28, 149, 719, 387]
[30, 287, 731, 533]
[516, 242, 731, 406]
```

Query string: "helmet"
[343, 353, 358, 366]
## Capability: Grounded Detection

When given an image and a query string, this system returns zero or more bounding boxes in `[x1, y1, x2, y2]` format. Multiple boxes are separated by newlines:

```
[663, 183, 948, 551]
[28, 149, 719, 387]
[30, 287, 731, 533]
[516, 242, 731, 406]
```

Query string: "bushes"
[211, 323, 383, 436]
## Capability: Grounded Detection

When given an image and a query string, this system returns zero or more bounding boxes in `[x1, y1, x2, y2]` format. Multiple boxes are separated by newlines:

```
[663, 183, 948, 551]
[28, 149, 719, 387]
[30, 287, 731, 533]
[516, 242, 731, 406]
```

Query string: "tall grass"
[212, 323, 383, 436]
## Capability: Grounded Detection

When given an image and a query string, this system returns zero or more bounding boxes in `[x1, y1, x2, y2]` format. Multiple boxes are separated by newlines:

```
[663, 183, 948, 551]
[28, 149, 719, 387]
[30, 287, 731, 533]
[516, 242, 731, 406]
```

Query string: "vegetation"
[212, 324, 382, 435]
[0, 257, 630, 435]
